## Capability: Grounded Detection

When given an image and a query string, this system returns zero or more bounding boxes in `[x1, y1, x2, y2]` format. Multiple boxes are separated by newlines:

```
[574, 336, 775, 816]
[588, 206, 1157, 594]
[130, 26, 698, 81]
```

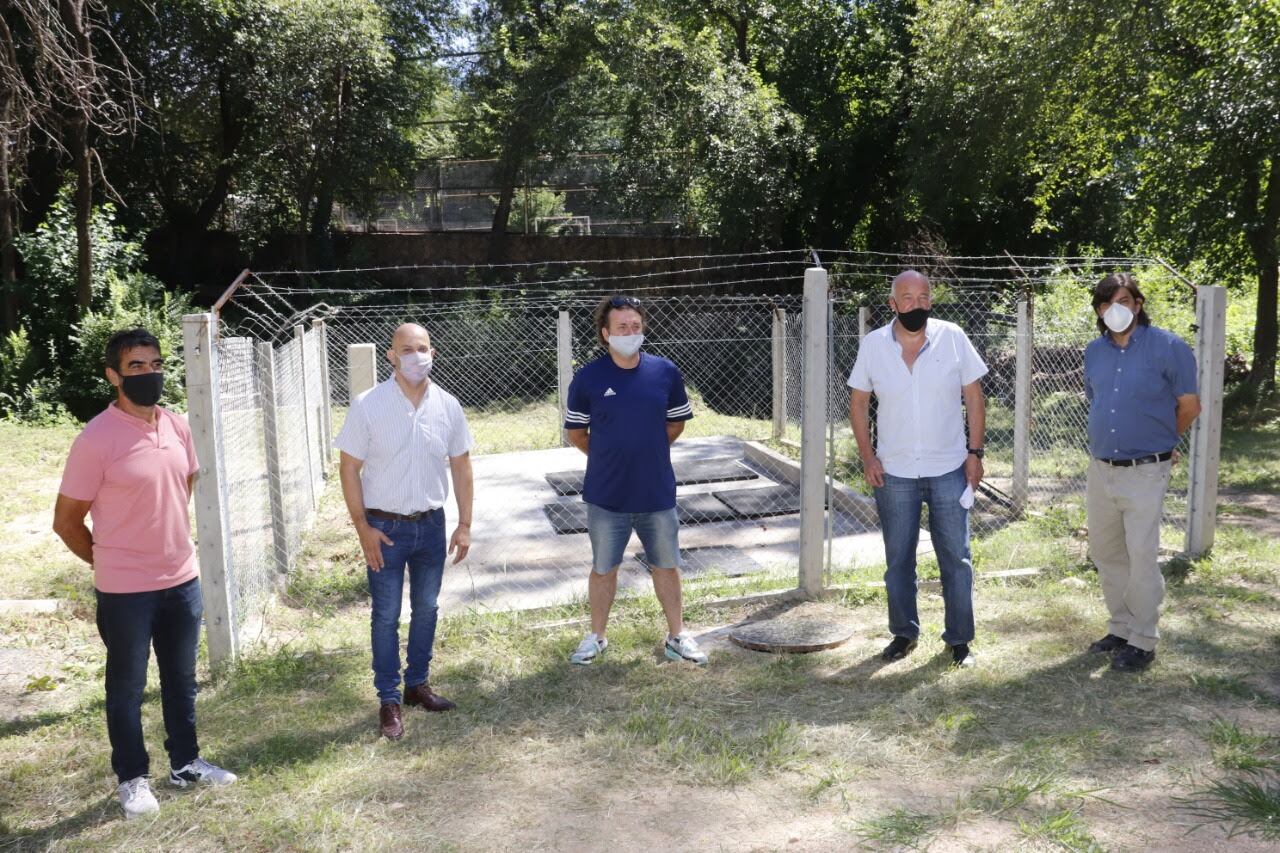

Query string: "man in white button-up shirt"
[335, 323, 474, 740]
[847, 270, 988, 668]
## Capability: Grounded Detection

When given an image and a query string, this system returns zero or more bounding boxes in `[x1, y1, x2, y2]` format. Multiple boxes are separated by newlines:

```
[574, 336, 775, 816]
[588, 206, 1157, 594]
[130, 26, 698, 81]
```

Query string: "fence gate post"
[557, 310, 573, 447]
[858, 306, 870, 339]
[799, 267, 829, 597]
[1186, 285, 1227, 555]
[182, 313, 237, 667]
[1012, 300, 1032, 515]
[771, 307, 786, 439]
[312, 319, 333, 469]
[257, 341, 290, 577]
[295, 324, 318, 510]
[348, 343, 377, 400]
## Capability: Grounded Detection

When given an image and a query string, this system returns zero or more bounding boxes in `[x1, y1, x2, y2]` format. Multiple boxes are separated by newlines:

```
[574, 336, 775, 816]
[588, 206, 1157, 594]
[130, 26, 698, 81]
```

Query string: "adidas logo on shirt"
[603, 387, 616, 397]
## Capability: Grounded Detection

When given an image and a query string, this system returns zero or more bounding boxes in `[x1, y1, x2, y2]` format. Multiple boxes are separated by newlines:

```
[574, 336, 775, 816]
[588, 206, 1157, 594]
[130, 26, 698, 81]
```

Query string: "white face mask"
[396, 351, 433, 383]
[608, 333, 644, 358]
[1102, 302, 1135, 334]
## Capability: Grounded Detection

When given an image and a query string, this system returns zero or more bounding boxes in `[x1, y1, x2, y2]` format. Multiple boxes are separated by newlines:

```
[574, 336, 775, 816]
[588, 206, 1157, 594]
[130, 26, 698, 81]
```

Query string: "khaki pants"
[1086, 459, 1172, 652]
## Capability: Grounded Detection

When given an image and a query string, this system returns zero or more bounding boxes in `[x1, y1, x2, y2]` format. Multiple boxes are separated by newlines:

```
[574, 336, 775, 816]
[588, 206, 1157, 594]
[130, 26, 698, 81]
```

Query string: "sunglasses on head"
[609, 296, 641, 309]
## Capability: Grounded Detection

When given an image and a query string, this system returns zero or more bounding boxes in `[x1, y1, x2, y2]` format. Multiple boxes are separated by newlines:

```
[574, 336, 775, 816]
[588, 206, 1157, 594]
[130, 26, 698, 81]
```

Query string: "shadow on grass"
[2, 797, 119, 849]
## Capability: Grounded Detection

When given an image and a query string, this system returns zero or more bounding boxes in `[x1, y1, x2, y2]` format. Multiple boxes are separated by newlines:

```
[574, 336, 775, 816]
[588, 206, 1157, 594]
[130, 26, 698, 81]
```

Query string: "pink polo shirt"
[58, 403, 200, 593]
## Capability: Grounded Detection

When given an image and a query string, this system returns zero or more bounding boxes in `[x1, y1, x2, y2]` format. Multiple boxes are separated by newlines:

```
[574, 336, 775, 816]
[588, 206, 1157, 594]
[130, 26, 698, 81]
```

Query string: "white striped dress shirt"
[334, 378, 473, 514]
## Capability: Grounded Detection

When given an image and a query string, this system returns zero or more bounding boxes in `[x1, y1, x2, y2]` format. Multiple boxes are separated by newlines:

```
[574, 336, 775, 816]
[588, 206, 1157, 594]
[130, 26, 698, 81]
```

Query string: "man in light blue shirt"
[1083, 273, 1199, 672]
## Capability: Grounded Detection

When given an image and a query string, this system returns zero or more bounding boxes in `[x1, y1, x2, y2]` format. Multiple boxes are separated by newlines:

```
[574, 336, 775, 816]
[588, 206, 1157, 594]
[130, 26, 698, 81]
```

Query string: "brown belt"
[366, 507, 439, 522]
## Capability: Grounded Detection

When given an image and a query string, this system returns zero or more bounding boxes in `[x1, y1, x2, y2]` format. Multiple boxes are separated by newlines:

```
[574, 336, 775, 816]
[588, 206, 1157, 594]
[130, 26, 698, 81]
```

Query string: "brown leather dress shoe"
[379, 702, 404, 740]
[404, 683, 456, 712]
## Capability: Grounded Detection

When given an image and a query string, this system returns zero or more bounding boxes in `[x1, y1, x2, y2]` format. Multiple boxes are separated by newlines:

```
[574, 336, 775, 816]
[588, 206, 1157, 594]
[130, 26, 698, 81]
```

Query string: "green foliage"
[5, 194, 191, 422]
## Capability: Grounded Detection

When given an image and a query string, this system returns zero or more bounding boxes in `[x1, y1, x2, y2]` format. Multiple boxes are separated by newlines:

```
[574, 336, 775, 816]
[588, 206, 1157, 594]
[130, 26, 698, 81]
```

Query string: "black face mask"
[896, 307, 931, 333]
[120, 372, 164, 407]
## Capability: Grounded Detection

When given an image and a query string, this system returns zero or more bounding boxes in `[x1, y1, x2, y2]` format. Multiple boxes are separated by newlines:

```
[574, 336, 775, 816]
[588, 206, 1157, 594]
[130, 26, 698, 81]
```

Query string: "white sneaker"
[664, 632, 709, 666]
[169, 757, 238, 788]
[118, 776, 159, 819]
[569, 632, 608, 665]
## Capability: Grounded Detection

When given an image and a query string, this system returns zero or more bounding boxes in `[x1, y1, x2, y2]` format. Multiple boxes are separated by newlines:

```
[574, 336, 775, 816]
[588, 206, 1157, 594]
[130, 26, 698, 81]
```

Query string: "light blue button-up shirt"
[1083, 324, 1197, 460]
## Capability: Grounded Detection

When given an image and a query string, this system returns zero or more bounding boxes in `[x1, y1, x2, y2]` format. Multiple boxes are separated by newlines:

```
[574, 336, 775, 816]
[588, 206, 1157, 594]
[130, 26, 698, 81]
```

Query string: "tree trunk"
[1244, 156, 1279, 388]
[60, 0, 94, 316]
[488, 154, 522, 263]
[0, 100, 17, 334]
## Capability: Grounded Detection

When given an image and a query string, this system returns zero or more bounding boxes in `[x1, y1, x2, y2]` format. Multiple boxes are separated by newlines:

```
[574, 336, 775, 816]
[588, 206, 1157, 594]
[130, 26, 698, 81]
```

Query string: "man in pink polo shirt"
[53, 328, 237, 820]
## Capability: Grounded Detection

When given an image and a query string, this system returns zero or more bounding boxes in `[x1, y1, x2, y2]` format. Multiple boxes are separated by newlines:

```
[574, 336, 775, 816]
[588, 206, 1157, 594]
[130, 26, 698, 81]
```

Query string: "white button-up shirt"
[334, 378, 473, 514]
[847, 319, 988, 478]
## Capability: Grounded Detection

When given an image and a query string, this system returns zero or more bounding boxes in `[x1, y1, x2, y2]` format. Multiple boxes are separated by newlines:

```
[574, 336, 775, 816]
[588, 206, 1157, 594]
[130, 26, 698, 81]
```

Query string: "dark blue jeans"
[366, 510, 447, 704]
[95, 577, 202, 783]
[873, 465, 975, 646]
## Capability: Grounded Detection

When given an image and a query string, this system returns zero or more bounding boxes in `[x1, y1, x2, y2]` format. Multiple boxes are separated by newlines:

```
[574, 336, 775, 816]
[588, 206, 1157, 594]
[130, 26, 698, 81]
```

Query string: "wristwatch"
[967, 447, 985, 459]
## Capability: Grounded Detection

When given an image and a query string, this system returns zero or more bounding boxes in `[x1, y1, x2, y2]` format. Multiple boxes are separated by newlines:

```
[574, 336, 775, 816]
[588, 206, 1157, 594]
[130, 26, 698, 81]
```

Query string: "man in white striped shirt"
[335, 323, 474, 740]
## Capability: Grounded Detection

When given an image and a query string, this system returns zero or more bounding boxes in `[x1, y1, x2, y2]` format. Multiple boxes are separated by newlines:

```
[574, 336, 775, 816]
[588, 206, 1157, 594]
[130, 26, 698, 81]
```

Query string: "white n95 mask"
[608, 334, 644, 358]
[1102, 302, 1134, 334]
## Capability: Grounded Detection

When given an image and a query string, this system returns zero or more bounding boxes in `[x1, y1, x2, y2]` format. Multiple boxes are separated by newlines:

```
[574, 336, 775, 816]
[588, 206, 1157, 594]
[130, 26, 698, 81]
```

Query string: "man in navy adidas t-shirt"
[563, 295, 708, 666]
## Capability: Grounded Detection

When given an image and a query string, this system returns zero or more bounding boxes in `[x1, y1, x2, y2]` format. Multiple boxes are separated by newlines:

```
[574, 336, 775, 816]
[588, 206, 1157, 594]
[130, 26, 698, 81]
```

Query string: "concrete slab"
[432, 436, 900, 616]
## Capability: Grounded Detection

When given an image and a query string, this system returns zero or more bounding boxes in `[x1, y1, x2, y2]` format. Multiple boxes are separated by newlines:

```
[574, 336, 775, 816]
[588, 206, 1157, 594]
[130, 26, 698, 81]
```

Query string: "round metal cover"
[729, 602, 857, 653]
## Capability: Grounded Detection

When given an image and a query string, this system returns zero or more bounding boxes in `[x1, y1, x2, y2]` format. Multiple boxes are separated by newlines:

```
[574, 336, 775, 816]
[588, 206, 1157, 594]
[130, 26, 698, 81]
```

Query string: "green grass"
[2, 408, 1279, 849]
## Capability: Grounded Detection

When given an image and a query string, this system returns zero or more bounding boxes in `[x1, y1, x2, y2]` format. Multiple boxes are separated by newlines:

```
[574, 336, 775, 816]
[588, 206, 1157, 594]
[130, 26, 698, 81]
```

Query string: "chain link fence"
[187, 251, 1212, 663]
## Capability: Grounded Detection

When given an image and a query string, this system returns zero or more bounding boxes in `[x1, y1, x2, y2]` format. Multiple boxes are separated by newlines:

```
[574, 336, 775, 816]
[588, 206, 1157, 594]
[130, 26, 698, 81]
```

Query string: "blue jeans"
[586, 503, 681, 574]
[366, 510, 447, 704]
[95, 577, 203, 783]
[873, 465, 975, 646]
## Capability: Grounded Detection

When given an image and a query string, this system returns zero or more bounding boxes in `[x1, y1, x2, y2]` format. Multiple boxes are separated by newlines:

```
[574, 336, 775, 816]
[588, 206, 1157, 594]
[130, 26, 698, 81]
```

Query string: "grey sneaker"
[169, 757, 238, 788]
[664, 632, 709, 666]
[570, 632, 608, 665]
[118, 775, 159, 819]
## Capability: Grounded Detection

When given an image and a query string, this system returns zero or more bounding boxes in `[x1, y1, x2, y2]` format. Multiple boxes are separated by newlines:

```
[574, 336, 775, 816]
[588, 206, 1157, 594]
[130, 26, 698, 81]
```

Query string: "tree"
[907, 0, 1279, 386]
[455, 0, 613, 252]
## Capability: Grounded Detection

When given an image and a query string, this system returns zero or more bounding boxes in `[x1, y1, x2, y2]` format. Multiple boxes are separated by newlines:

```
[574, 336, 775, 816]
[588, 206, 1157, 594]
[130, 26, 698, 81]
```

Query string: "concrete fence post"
[257, 341, 290, 576]
[1012, 300, 1032, 515]
[557, 310, 574, 447]
[295, 325, 317, 510]
[771, 307, 786, 439]
[312, 319, 333, 469]
[348, 343, 377, 400]
[182, 313, 237, 667]
[799, 267, 829, 597]
[1186, 285, 1227, 555]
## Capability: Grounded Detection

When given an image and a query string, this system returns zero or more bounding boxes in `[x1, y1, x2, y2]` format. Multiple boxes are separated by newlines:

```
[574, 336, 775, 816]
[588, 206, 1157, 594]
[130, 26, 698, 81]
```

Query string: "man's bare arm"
[567, 427, 589, 455]
[1176, 394, 1201, 435]
[448, 452, 473, 564]
[53, 494, 95, 564]
[849, 389, 884, 488]
[339, 451, 392, 571]
[666, 420, 684, 445]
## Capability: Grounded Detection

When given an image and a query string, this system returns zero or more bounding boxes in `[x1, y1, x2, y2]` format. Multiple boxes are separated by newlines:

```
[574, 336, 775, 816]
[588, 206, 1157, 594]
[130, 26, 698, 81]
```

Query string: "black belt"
[1097, 451, 1173, 467]
[366, 507, 439, 522]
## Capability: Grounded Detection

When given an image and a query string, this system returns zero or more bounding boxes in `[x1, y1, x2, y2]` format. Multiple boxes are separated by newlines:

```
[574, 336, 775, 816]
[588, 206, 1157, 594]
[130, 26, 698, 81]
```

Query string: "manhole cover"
[729, 601, 857, 653]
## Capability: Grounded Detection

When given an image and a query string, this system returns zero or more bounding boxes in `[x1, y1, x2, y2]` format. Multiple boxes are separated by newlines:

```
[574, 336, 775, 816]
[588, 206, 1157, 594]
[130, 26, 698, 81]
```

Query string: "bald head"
[891, 269, 930, 299]
[391, 323, 430, 350]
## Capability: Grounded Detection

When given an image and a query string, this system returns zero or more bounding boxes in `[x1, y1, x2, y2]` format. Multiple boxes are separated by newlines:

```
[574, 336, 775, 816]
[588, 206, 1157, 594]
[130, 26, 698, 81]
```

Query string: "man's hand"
[964, 454, 984, 489]
[357, 522, 393, 571]
[862, 454, 886, 488]
[449, 525, 470, 564]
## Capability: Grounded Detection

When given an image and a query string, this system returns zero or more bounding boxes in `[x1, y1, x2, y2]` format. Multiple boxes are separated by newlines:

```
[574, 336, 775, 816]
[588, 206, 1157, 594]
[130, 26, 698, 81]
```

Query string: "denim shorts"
[586, 503, 680, 574]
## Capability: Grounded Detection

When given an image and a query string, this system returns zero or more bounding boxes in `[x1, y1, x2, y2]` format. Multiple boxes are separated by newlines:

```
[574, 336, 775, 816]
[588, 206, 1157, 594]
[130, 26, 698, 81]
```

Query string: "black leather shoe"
[951, 643, 975, 668]
[1111, 645, 1155, 672]
[1088, 634, 1129, 655]
[881, 636, 918, 661]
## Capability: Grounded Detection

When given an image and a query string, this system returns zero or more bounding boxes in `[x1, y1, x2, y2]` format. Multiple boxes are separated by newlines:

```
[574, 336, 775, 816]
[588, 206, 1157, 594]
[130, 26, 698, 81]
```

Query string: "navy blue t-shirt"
[563, 352, 693, 513]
